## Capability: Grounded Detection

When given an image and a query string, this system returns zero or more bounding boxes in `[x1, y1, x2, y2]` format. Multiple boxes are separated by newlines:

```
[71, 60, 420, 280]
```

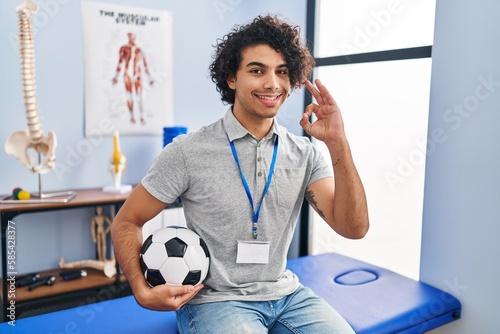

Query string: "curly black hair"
[209, 15, 315, 105]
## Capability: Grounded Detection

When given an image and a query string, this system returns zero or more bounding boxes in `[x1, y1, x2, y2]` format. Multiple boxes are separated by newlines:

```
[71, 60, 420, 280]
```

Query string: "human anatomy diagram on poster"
[82, 2, 173, 136]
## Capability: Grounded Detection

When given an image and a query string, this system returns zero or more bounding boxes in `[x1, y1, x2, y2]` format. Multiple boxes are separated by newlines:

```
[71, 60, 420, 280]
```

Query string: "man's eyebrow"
[245, 61, 288, 68]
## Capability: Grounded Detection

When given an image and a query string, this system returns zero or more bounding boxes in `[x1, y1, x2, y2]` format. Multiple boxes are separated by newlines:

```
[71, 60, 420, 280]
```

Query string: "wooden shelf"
[0, 188, 136, 322]
[0, 188, 132, 214]
[2, 267, 117, 302]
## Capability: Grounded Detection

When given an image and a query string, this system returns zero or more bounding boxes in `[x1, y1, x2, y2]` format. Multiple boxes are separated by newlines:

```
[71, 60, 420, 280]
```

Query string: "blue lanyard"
[228, 134, 279, 239]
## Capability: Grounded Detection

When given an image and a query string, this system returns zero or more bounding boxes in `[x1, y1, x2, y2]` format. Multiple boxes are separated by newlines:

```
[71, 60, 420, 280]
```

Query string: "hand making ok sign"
[299, 79, 346, 144]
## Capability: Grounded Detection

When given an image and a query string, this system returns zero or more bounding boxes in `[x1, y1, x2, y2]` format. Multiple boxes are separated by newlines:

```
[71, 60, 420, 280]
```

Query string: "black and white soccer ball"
[139, 226, 210, 286]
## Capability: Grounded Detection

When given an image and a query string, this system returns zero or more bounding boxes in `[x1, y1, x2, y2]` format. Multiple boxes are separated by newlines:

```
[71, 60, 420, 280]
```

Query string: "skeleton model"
[59, 258, 117, 278]
[102, 131, 132, 194]
[109, 131, 127, 189]
[4, 0, 57, 175]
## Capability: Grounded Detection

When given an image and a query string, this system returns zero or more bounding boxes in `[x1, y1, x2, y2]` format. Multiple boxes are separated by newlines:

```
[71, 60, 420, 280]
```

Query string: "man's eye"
[250, 69, 263, 74]
[277, 70, 288, 75]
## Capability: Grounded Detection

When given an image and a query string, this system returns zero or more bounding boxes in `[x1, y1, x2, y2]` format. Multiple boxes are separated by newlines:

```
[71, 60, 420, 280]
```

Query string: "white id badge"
[236, 240, 270, 264]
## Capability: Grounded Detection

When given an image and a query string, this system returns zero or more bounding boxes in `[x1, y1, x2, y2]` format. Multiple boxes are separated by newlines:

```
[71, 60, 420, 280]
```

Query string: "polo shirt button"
[258, 172, 263, 177]
[258, 157, 262, 162]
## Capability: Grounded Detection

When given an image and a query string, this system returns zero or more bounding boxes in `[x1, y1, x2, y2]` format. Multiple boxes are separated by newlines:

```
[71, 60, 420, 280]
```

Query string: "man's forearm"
[326, 137, 369, 239]
[111, 219, 149, 296]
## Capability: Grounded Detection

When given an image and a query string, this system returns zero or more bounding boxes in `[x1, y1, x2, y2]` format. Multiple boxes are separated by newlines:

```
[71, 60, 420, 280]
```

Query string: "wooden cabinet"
[0, 188, 179, 322]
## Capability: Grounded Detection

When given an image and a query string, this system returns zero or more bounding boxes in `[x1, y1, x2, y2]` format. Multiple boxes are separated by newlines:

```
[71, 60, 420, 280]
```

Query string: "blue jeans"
[176, 285, 355, 333]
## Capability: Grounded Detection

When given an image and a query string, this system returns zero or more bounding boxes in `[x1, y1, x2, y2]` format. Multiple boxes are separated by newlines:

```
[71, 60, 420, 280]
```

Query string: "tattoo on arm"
[305, 188, 325, 219]
[332, 158, 340, 168]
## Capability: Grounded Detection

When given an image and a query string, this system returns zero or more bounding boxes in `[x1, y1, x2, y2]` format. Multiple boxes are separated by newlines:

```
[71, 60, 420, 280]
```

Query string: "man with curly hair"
[112, 15, 368, 333]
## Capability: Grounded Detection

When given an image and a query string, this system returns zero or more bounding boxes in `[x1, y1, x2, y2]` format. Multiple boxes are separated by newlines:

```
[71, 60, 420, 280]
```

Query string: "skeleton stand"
[0, 145, 76, 204]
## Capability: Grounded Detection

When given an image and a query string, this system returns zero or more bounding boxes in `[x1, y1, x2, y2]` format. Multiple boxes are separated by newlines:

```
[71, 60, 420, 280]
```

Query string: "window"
[316, 0, 436, 57]
[306, 0, 436, 280]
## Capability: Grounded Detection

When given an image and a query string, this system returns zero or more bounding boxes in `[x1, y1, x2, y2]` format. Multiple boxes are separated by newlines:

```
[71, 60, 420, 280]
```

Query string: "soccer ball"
[139, 226, 210, 286]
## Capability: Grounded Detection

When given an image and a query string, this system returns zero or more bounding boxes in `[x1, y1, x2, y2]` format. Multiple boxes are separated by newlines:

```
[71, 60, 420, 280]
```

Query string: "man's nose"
[264, 73, 279, 90]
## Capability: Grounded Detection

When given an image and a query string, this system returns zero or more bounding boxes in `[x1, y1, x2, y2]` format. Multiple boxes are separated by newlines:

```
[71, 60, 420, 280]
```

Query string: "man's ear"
[227, 74, 236, 89]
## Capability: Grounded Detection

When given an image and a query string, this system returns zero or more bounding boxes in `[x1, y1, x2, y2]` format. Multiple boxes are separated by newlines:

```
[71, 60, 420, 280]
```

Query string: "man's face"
[227, 44, 290, 122]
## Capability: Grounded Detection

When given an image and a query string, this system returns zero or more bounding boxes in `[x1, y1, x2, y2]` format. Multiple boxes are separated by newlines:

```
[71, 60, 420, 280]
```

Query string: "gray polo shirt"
[142, 108, 332, 303]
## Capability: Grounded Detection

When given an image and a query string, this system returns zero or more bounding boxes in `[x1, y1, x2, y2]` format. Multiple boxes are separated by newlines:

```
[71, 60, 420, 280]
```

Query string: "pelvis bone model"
[4, 0, 57, 175]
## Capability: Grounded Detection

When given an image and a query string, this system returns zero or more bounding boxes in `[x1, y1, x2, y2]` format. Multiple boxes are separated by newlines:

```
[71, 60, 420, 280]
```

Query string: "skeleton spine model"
[4, 1, 57, 175]
[59, 258, 117, 278]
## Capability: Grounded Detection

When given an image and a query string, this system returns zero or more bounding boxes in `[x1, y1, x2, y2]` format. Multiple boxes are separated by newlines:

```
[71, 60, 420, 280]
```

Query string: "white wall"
[421, 0, 500, 332]
[0, 0, 307, 273]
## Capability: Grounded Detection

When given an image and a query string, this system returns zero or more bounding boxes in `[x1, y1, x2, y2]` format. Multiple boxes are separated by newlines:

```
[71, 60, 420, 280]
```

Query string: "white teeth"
[258, 95, 278, 100]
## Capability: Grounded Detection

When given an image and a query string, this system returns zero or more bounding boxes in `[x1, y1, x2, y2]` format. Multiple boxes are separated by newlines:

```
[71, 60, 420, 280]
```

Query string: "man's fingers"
[149, 283, 203, 310]
[174, 284, 204, 305]
[299, 112, 314, 134]
[152, 283, 203, 300]
[304, 102, 318, 116]
[313, 79, 338, 107]
[306, 79, 338, 108]
[305, 80, 324, 105]
[167, 283, 203, 297]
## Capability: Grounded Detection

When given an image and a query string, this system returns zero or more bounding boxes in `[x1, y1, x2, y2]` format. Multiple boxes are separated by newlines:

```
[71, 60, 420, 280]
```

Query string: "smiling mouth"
[256, 94, 282, 101]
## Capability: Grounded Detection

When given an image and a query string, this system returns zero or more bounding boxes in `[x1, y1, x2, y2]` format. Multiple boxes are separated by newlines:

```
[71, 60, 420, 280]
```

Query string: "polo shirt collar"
[223, 108, 285, 142]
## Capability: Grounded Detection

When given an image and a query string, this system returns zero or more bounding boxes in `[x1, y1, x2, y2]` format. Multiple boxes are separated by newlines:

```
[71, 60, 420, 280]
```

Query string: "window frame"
[299, 0, 433, 256]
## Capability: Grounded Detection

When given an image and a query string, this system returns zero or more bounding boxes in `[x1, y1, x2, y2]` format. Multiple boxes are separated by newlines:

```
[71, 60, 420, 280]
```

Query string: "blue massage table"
[0, 252, 461, 333]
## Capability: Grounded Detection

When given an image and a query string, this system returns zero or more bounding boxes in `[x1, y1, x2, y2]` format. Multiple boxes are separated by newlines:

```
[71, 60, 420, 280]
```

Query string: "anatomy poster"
[82, 1, 173, 136]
